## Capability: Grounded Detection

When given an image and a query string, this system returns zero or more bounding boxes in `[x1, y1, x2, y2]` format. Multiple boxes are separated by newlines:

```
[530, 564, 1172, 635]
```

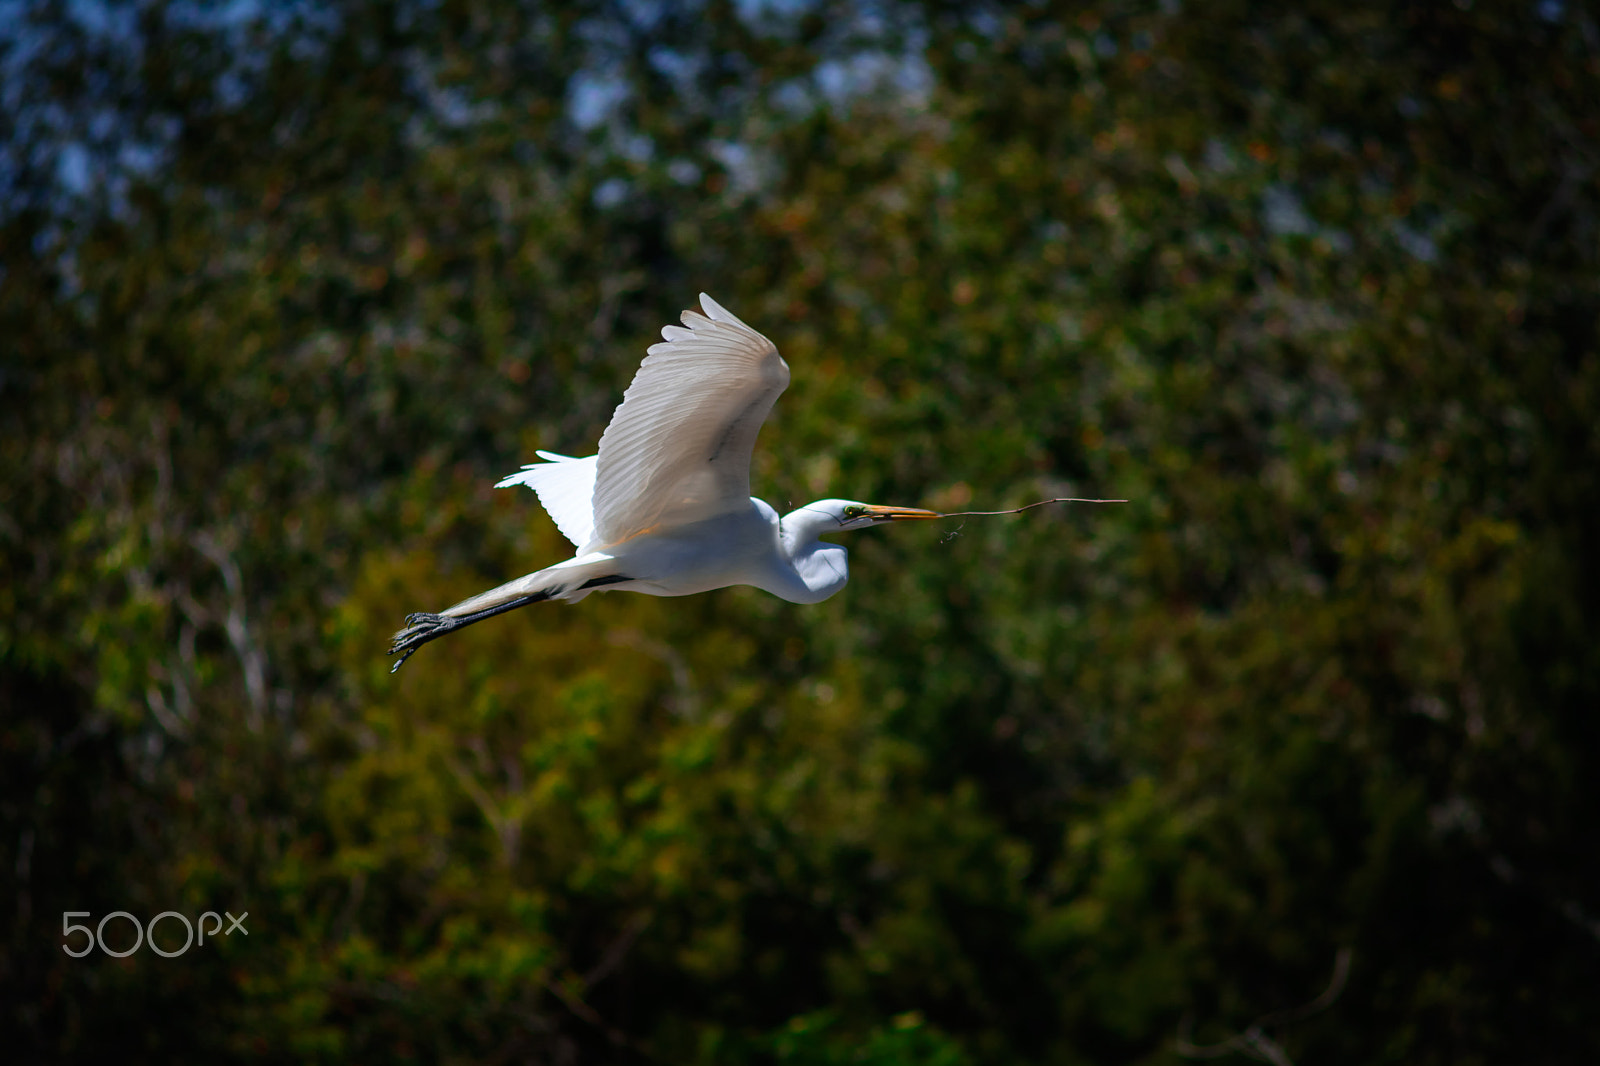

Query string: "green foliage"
[762, 1010, 971, 1066]
[4, 1, 1598, 1063]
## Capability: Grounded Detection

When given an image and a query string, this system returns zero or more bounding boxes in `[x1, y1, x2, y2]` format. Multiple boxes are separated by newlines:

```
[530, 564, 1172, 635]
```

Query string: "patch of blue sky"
[405, 49, 497, 131]
[814, 49, 931, 111]
[1391, 221, 1438, 263]
[592, 176, 629, 209]
[770, 79, 816, 116]
[1261, 183, 1353, 253]
[1262, 184, 1316, 237]
[620, 132, 654, 164]
[648, 45, 702, 87]
[569, 70, 629, 131]
[618, 0, 674, 32]
[666, 158, 701, 185]
[1202, 139, 1235, 174]
[1, 0, 337, 225]
[708, 139, 776, 197]
[966, 8, 1003, 39]
[733, 0, 815, 37]
[735, 0, 812, 20]
[64, 0, 139, 39]
[55, 140, 92, 197]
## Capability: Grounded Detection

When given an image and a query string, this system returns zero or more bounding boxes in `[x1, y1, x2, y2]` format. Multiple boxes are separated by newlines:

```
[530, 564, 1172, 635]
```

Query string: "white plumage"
[390, 293, 936, 672]
[591, 294, 790, 549]
[494, 451, 598, 550]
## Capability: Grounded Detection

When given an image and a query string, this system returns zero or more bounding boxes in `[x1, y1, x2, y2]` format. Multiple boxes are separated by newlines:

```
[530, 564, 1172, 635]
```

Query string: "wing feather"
[589, 294, 788, 548]
[494, 452, 598, 549]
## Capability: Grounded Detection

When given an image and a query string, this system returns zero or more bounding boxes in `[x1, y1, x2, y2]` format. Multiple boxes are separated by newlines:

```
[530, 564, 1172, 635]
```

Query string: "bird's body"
[389, 294, 936, 671]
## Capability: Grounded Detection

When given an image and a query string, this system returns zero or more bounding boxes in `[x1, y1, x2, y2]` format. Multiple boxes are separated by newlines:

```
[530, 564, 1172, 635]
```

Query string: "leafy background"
[3, 0, 1597, 1063]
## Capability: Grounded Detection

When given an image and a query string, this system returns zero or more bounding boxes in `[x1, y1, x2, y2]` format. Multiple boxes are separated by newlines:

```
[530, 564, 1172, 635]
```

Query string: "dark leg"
[388, 590, 556, 673]
[387, 573, 633, 674]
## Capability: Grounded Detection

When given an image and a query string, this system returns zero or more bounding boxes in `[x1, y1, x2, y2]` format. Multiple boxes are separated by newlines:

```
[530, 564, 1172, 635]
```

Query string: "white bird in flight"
[389, 294, 939, 672]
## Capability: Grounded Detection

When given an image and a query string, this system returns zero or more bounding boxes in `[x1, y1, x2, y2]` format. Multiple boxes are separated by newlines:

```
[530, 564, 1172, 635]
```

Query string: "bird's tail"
[494, 451, 598, 551]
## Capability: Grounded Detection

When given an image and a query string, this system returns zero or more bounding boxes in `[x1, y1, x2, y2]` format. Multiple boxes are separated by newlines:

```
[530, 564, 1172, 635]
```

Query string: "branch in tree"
[1175, 948, 1353, 1066]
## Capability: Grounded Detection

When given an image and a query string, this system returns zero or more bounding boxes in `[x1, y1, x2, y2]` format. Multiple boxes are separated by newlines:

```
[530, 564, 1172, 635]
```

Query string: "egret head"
[798, 499, 940, 533]
[771, 499, 940, 603]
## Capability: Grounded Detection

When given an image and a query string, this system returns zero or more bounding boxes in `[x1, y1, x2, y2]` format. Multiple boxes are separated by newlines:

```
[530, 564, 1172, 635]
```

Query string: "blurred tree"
[2, 0, 1596, 1063]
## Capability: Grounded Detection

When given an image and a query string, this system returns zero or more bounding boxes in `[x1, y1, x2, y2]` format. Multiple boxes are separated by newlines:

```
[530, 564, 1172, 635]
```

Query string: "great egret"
[388, 294, 939, 672]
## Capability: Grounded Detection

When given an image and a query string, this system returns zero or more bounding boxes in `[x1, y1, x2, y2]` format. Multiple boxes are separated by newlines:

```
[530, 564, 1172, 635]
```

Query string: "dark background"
[3, 0, 1597, 1062]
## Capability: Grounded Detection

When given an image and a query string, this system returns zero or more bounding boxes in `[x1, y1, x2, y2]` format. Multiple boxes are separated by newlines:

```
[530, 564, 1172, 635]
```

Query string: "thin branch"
[542, 973, 654, 1059]
[195, 531, 268, 731]
[440, 749, 522, 867]
[145, 682, 188, 737]
[583, 911, 652, 988]
[1175, 948, 1352, 1066]
[936, 496, 1128, 518]
[1257, 947, 1352, 1026]
[606, 628, 698, 718]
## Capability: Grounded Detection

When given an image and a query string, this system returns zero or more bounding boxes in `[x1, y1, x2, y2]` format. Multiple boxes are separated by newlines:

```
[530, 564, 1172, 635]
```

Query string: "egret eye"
[842, 504, 868, 519]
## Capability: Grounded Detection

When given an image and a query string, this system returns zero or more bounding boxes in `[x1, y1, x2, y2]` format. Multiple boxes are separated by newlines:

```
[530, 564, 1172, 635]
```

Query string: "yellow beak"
[861, 505, 940, 522]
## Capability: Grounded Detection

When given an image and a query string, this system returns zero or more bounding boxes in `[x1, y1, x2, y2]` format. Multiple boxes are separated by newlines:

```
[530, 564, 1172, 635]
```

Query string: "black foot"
[388, 612, 458, 673]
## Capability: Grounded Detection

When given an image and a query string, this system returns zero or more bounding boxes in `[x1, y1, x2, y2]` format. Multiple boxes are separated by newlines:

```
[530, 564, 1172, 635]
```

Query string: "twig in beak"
[937, 497, 1127, 518]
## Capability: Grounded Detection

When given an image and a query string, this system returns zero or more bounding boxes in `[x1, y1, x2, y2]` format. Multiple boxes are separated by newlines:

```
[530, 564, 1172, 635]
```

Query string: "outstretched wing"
[494, 450, 598, 550]
[588, 293, 789, 549]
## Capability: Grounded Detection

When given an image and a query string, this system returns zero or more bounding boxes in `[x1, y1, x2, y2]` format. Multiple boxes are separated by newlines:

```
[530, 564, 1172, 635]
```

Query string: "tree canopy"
[3, 1, 1598, 1063]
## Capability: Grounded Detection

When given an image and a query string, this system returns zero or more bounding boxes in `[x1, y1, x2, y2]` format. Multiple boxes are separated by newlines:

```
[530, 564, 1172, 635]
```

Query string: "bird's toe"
[387, 613, 460, 673]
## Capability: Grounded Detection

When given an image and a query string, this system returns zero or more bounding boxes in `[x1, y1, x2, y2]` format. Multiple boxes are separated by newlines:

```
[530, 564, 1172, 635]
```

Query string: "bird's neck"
[772, 504, 851, 604]
[778, 505, 842, 557]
